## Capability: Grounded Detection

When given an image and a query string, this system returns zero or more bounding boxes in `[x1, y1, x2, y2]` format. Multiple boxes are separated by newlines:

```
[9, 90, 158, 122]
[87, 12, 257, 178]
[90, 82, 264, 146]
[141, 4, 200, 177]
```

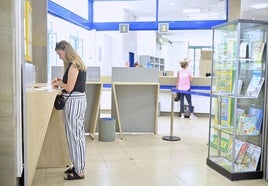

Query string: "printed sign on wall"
[158, 23, 169, 33]
[119, 24, 129, 33]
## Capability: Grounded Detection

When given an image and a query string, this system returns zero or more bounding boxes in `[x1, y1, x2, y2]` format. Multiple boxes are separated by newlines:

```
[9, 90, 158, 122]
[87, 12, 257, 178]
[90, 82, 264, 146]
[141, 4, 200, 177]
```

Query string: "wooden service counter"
[26, 86, 69, 186]
[26, 82, 103, 185]
[84, 82, 103, 139]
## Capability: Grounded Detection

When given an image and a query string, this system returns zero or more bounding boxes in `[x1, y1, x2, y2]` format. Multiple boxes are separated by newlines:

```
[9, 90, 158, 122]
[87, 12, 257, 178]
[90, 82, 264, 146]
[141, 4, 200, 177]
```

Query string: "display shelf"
[211, 124, 233, 135]
[212, 93, 265, 99]
[207, 158, 263, 180]
[139, 55, 165, 70]
[212, 124, 262, 136]
[207, 19, 268, 181]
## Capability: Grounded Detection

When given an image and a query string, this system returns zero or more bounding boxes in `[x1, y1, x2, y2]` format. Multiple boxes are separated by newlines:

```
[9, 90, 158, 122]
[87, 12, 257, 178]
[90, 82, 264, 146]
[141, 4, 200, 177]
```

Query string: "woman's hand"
[51, 77, 62, 89]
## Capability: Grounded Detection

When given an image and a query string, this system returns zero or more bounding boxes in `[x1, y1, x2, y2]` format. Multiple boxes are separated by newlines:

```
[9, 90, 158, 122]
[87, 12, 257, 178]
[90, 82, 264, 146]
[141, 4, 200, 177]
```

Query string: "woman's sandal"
[64, 171, 84, 180]
[64, 167, 75, 174]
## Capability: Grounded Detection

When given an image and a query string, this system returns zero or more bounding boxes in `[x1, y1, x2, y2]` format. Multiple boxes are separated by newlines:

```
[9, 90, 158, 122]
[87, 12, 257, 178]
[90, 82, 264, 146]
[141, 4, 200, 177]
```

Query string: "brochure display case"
[207, 19, 268, 180]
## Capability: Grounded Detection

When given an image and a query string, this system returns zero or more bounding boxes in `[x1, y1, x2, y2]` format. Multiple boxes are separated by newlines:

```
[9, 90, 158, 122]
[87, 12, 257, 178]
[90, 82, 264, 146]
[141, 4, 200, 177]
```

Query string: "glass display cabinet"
[207, 19, 268, 180]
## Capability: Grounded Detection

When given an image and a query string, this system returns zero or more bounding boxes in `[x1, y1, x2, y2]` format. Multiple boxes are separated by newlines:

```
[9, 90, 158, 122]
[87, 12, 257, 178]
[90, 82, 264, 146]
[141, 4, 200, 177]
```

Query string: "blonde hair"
[55, 40, 86, 71]
[179, 58, 189, 68]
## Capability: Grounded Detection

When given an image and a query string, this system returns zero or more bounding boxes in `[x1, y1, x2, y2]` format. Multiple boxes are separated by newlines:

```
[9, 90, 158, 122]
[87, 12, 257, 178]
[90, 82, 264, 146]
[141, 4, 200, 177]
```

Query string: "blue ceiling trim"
[156, 0, 159, 22]
[226, 0, 229, 21]
[90, 20, 227, 31]
[48, 0, 89, 29]
[88, 0, 93, 24]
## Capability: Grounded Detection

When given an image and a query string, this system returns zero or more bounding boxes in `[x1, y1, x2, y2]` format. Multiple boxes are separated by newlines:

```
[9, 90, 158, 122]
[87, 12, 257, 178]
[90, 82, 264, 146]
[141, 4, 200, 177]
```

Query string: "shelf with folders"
[207, 19, 268, 181]
[139, 55, 165, 70]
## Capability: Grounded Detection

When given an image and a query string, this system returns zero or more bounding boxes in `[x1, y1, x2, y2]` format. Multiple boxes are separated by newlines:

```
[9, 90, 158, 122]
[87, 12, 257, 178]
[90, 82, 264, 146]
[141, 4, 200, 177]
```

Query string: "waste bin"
[99, 117, 116, 142]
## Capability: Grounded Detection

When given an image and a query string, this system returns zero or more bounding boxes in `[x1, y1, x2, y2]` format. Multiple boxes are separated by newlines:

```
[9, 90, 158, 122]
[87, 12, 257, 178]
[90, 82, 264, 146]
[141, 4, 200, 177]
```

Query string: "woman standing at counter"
[52, 40, 87, 180]
[176, 58, 198, 120]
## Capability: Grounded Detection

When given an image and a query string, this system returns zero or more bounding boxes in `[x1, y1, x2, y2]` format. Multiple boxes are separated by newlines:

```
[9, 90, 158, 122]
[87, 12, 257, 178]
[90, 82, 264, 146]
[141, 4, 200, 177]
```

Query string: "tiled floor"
[32, 116, 268, 186]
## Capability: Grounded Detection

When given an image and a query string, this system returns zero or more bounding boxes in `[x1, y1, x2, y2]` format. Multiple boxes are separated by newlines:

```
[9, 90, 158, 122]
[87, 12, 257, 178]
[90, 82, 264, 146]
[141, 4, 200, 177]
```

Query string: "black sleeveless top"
[62, 62, 86, 93]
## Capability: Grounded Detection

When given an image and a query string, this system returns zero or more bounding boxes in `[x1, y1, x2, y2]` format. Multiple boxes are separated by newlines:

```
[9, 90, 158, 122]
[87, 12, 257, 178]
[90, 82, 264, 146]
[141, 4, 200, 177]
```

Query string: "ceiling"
[52, 0, 268, 42]
[93, 0, 227, 22]
[241, 0, 268, 11]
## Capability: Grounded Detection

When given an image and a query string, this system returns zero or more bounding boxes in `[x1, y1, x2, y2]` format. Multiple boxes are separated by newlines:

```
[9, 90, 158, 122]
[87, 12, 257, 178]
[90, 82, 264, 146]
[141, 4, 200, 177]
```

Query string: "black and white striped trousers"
[63, 92, 87, 174]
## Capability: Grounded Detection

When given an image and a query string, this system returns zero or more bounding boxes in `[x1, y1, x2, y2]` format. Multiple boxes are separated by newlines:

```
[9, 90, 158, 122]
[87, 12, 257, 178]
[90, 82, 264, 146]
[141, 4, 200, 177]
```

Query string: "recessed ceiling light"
[146, 10, 151, 13]
[169, 2, 176, 6]
[250, 3, 268, 9]
[139, 17, 152, 21]
[182, 9, 200, 13]
[206, 13, 221, 18]
[185, 33, 194, 38]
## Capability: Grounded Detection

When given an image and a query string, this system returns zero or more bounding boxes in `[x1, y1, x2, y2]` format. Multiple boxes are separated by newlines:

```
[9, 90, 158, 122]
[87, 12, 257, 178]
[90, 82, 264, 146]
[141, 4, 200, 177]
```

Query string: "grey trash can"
[99, 117, 116, 142]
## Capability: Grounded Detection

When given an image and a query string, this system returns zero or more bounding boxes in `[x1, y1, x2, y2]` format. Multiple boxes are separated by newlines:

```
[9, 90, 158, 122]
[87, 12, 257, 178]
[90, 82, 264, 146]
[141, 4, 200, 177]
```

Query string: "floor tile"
[31, 116, 268, 186]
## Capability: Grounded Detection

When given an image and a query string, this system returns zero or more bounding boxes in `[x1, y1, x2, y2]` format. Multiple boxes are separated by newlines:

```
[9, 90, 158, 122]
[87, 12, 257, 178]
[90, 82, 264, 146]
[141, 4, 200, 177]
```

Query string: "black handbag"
[54, 77, 83, 110]
[174, 92, 180, 102]
[54, 92, 72, 110]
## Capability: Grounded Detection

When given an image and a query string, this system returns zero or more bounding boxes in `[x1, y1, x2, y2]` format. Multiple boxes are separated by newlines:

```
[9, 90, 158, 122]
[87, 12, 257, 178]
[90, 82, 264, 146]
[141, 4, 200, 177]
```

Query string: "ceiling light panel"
[250, 3, 268, 9]
[182, 9, 200, 13]
[159, 0, 226, 21]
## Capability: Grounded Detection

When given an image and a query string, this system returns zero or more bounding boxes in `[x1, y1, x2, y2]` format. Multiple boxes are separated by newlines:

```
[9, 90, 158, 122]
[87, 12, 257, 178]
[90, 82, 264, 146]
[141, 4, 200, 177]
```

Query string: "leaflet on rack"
[245, 71, 265, 98]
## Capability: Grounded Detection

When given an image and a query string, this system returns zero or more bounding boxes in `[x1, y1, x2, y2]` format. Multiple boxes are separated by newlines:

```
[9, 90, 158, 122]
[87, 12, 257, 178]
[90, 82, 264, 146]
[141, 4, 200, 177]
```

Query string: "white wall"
[95, 33, 113, 76]
[123, 31, 138, 62]
[47, 14, 92, 66]
[137, 31, 157, 56]
[164, 41, 188, 73]
[97, 31, 138, 75]
[48, 14, 213, 76]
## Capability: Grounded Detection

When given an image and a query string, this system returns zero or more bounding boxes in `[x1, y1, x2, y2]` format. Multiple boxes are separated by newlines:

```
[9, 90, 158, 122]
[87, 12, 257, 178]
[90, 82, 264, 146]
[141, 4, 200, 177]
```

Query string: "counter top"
[101, 76, 211, 86]
[158, 76, 211, 86]
[113, 82, 159, 85]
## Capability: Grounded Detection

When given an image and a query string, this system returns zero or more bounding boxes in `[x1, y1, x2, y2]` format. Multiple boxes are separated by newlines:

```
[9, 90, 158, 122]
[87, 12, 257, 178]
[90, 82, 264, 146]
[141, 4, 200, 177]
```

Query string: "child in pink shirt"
[176, 58, 198, 120]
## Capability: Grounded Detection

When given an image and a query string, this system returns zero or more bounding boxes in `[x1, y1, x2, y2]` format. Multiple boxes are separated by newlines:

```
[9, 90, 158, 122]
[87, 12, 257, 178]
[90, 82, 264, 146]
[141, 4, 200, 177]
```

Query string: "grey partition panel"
[112, 67, 158, 82]
[52, 66, 100, 81]
[87, 67, 100, 81]
[114, 85, 157, 132]
[51, 66, 64, 79]
[111, 67, 159, 133]
[84, 84, 99, 133]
